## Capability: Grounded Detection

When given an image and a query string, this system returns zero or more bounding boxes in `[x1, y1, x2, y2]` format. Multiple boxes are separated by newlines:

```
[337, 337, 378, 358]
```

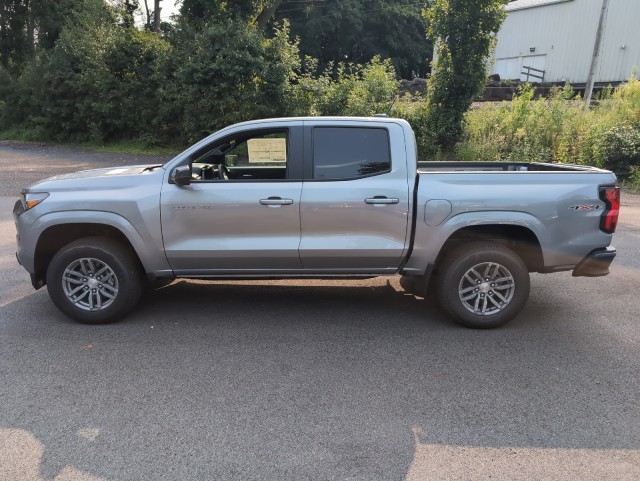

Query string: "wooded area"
[0, 0, 438, 145]
[9, 0, 636, 179]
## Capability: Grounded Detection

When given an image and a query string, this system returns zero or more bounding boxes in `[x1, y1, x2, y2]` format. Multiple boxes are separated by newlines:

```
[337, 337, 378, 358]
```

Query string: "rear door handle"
[365, 196, 400, 205]
[259, 197, 294, 206]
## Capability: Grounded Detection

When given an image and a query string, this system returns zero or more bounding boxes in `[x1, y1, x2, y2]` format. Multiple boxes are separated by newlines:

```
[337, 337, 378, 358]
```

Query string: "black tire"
[436, 241, 530, 329]
[46, 236, 143, 324]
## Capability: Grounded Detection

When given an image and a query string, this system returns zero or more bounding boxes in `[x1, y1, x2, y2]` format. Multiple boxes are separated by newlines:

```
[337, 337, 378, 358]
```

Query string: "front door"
[161, 127, 304, 275]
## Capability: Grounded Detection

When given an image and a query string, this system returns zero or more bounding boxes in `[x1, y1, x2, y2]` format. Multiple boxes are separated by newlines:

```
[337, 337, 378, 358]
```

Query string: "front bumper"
[13, 198, 37, 279]
[572, 246, 616, 277]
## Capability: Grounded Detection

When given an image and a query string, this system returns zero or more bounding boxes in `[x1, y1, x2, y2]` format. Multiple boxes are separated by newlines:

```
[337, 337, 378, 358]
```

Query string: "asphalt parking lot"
[0, 142, 638, 480]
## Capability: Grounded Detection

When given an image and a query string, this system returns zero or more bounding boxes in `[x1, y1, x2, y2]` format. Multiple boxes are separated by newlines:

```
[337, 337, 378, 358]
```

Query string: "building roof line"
[506, 0, 574, 13]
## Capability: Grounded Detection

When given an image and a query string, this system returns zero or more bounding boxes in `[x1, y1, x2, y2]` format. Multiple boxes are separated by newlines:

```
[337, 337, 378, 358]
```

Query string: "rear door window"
[312, 127, 391, 180]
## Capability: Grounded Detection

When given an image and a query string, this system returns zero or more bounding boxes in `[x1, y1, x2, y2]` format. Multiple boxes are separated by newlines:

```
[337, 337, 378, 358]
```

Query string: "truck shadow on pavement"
[3, 424, 638, 481]
[137, 277, 446, 329]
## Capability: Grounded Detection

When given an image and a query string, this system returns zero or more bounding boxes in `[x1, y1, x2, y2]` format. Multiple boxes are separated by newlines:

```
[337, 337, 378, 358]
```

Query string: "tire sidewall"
[46, 240, 140, 324]
[439, 245, 530, 328]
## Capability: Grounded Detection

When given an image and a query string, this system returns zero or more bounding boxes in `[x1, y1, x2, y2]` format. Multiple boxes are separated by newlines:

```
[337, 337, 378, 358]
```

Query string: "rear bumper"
[572, 246, 616, 277]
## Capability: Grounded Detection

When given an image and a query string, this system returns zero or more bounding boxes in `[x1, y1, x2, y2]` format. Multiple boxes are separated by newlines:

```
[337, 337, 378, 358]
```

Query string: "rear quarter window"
[313, 127, 391, 180]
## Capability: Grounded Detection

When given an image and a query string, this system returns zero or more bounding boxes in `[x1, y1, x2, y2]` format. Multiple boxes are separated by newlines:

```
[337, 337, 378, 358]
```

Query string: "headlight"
[21, 192, 49, 211]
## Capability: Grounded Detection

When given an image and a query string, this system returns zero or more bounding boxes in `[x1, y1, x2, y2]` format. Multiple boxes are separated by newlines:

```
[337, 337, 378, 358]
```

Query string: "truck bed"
[417, 161, 607, 173]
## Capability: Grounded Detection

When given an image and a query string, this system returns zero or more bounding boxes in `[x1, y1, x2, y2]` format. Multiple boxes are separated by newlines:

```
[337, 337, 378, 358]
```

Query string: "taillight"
[599, 186, 620, 234]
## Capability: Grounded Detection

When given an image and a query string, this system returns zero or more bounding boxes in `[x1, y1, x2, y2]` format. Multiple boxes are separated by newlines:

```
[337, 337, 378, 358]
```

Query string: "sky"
[132, 0, 183, 23]
[159, 0, 182, 21]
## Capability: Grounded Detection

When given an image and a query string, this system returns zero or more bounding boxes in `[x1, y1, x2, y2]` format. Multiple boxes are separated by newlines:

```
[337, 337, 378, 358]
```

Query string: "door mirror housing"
[170, 165, 191, 186]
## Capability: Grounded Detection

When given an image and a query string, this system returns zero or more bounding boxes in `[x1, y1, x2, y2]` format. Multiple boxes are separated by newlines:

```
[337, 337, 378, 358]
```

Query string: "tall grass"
[457, 78, 640, 176]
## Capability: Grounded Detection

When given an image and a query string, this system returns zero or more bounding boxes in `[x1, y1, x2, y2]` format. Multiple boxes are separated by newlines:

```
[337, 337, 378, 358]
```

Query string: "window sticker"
[247, 138, 287, 163]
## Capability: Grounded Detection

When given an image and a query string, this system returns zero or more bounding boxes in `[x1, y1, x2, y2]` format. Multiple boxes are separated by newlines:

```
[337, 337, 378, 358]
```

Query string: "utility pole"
[584, 0, 610, 108]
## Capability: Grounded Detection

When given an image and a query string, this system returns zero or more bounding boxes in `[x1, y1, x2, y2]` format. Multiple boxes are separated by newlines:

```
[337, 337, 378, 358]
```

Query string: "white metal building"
[491, 0, 640, 84]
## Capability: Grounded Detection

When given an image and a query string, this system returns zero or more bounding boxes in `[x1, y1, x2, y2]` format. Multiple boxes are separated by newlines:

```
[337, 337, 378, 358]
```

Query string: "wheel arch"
[436, 224, 544, 274]
[403, 221, 544, 298]
[33, 223, 144, 287]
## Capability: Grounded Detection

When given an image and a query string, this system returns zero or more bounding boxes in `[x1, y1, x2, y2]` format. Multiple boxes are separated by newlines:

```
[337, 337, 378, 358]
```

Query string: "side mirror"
[170, 165, 191, 186]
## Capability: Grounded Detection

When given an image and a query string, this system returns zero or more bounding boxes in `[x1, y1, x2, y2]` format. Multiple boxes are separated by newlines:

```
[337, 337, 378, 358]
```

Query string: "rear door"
[299, 121, 411, 273]
[161, 124, 304, 275]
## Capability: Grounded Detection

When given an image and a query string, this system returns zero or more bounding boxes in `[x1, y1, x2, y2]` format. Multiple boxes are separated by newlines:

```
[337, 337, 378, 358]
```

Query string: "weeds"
[457, 77, 640, 176]
[627, 166, 640, 193]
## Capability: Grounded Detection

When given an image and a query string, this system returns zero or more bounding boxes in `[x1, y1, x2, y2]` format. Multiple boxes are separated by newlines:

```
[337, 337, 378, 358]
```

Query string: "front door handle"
[365, 196, 400, 205]
[259, 197, 294, 206]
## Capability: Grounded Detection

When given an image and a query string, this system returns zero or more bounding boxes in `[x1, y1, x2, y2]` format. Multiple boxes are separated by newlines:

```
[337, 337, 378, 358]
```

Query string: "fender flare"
[31, 210, 171, 274]
[406, 210, 549, 274]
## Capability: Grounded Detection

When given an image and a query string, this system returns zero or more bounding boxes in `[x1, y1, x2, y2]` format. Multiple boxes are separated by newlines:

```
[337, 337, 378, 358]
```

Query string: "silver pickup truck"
[13, 117, 620, 328]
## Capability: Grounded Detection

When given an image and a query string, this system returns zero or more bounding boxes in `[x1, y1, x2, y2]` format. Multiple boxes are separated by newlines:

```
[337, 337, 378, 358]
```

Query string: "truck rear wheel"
[436, 241, 530, 328]
[46, 237, 143, 324]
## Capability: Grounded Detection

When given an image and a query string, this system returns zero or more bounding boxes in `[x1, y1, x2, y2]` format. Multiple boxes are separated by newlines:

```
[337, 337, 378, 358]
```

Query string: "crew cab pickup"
[13, 117, 620, 328]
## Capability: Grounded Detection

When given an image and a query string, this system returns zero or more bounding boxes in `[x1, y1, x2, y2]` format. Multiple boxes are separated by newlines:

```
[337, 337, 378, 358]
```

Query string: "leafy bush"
[1, 0, 636, 166]
[0, 66, 15, 130]
[460, 84, 576, 162]
[99, 29, 172, 144]
[23, 0, 120, 142]
[289, 56, 398, 117]
[391, 98, 432, 159]
[1, 0, 172, 144]
[597, 126, 640, 176]
[343, 57, 398, 116]
[458, 78, 640, 174]
[163, 20, 300, 143]
[627, 166, 640, 192]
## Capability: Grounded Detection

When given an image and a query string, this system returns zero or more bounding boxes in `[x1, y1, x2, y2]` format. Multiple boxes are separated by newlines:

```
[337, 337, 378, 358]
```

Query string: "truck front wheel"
[46, 237, 143, 324]
[437, 241, 530, 328]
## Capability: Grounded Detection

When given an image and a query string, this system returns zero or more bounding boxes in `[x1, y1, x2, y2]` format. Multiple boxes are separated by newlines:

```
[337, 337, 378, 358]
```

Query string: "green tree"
[290, 56, 398, 117]
[179, 0, 262, 24]
[0, 0, 86, 74]
[275, 0, 431, 79]
[121, 0, 140, 28]
[422, 0, 508, 154]
[256, 0, 283, 28]
[0, 0, 31, 73]
[31, 0, 82, 51]
[17, 0, 120, 140]
[4, 0, 171, 142]
[99, 27, 172, 141]
[179, 0, 285, 26]
[163, 19, 300, 142]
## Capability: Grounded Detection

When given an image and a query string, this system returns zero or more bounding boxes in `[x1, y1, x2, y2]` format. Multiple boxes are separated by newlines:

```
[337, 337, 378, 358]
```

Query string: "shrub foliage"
[0, 0, 401, 146]
[421, 0, 508, 155]
[460, 78, 640, 176]
[0, 0, 638, 180]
